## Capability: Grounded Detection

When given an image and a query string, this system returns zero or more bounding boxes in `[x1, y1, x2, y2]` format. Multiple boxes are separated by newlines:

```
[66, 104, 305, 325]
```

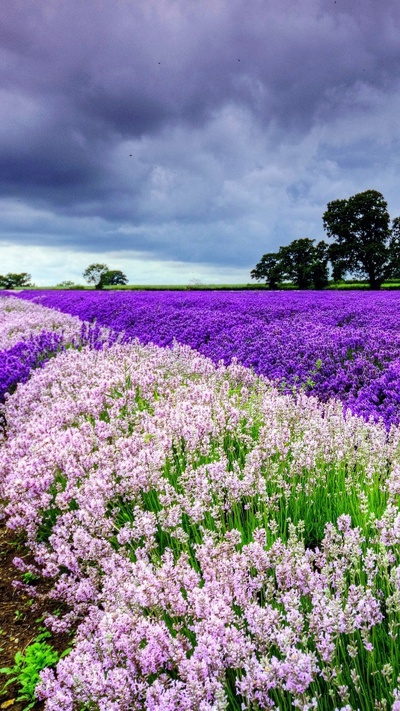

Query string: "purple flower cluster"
[1, 335, 400, 709]
[0, 296, 120, 406]
[0, 330, 64, 403]
[0, 297, 83, 406]
[15, 289, 400, 428]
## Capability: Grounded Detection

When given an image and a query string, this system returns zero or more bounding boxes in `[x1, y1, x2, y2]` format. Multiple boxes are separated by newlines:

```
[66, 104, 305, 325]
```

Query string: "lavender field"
[1, 293, 400, 710]
[15, 289, 400, 428]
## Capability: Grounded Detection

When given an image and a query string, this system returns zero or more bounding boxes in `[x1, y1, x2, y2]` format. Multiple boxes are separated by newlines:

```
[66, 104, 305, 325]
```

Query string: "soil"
[0, 521, 71, 710]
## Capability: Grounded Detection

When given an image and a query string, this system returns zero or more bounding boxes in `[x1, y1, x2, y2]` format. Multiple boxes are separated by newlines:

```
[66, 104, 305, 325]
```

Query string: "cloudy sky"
[1, 0, 400, 285]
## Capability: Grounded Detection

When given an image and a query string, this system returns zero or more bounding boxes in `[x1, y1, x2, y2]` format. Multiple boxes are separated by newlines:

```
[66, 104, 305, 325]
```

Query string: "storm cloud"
[1, 0, 400, 283]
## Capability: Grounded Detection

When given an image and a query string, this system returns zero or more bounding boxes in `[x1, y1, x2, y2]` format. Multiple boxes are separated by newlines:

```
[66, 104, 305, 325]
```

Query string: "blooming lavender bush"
[1, 337, 400, 709]
[0, 331, 65, 404]
[0, 296, 83, 351]
[14, 289, 400, 428]
[0, 297, 84, 404]
[0, 297, 120, 405]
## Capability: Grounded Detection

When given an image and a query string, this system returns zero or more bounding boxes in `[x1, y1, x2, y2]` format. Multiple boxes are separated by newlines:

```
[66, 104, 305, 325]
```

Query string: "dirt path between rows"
[0, 522, 70, 710]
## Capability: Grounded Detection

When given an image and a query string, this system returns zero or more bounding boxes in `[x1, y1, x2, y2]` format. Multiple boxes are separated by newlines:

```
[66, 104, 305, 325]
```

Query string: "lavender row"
[0, 297, 120, 405]
[0, 331, 66, 404]
[15, 289, 400, 428]
[2, 340, 400, 709]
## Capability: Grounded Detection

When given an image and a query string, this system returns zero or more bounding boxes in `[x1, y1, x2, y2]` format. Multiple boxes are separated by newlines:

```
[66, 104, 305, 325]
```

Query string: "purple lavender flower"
[0, 330, 64, 403]
[14, 289, 400, 427]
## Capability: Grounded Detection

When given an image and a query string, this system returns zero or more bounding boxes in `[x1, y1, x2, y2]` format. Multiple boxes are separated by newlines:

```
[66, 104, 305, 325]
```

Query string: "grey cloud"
[1, 0, 400, 277]
[3, 0, 400, 136]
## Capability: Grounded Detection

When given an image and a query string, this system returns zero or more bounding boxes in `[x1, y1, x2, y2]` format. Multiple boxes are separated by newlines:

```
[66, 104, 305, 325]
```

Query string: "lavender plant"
[1, 334, 400, 709]
[13, 289, 400, 428]
[0, 297, 117, 406]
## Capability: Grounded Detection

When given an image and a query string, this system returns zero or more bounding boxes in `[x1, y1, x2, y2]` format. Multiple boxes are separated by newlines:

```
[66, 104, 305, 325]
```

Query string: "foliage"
[55, 280, 78, 288]
[250, 252, 283, 288]
[82, 263, 109, 289]
[323, 189, 392, 289]
[252, 189, 400, 290]
[278, 237, 329, 289]
[82, 263, 128, 289]
[0, 631, 64, 708]
[388, 216, 400, 280]
[100, 268, 128, 287]
[0, 273, 33, 290]
[251, 238, 329, 289]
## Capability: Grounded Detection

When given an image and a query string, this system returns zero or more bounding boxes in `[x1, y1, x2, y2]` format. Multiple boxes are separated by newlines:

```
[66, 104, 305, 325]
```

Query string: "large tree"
[100, 269, 128, 287]
[251, 239, 329, 289]
[311, 240, 331, 289]
[83, 264, 128, 289]
[250, 253, 283, 288]
[323, 190, 392, 289]
[83, 263, 110, 289]
[277, 238, 329, 289]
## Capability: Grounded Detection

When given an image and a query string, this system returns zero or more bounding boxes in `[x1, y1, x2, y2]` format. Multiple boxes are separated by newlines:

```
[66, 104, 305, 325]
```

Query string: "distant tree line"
[58, 264, 129, 289]
[251, 190, 400, 289]
[0, 265, 129, 290]
[0, 273, 33, 289]
[3, 190, 400, 291]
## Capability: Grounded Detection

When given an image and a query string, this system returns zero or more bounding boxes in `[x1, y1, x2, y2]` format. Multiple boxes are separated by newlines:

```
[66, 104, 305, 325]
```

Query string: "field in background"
[5, 279, 400, 291]
[14, 288, 400, 429]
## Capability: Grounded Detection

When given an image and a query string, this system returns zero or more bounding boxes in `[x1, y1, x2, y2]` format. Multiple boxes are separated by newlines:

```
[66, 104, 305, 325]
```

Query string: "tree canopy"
[387, 216, 400, 280]
[278, 238, 329, 289]
[83, 264, 128, 289]
[0, 272, 33, 289]
[250, 253, 283, 289]
[251, 239, 329, 289]
[252, 189, 400, 290]
[323, 190, 392, 289]
[100, 270, 128, 287]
